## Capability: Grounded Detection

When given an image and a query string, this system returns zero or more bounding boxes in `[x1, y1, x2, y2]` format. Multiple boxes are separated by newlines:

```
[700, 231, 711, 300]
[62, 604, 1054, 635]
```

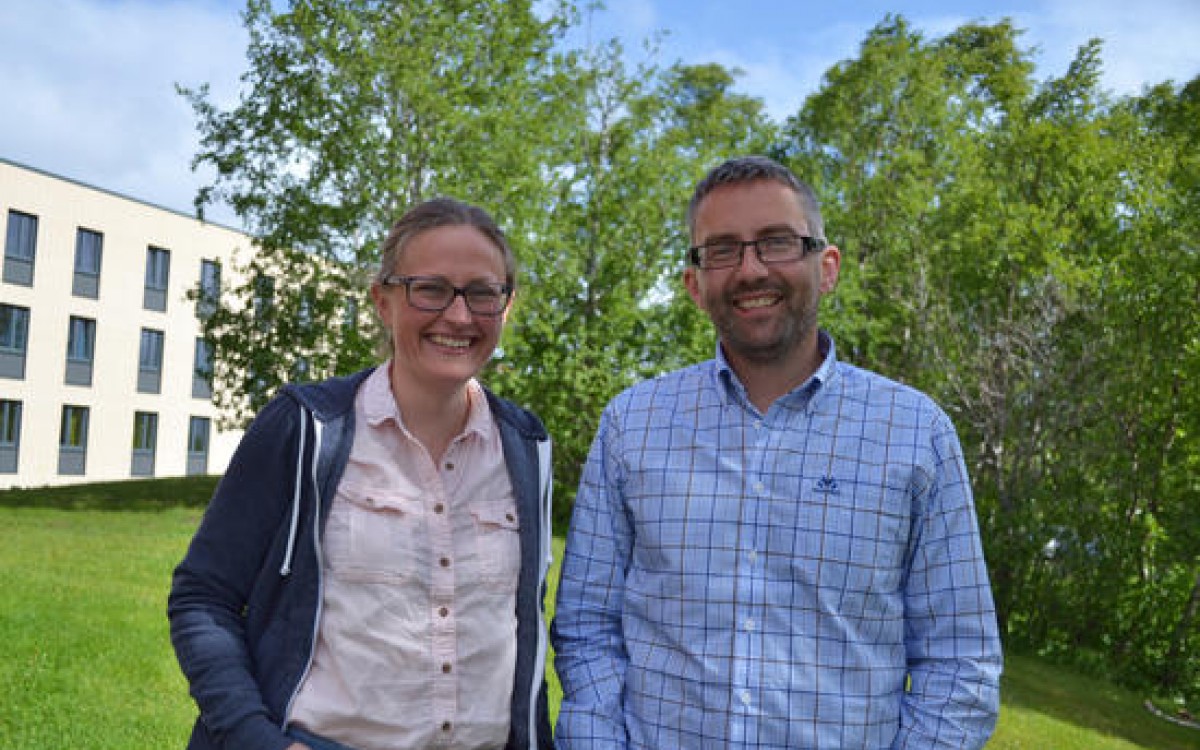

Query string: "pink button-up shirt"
[289, 364, 520, 750]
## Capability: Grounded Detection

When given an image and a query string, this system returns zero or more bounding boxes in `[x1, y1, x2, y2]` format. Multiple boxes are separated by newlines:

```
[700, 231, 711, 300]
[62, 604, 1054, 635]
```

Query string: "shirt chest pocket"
[325, 484, 428, 583]
[469, 500, 521, 589]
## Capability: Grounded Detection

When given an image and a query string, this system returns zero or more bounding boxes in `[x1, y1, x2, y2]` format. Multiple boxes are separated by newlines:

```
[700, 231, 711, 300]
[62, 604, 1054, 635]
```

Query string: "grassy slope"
[0, 480, 1196, 749]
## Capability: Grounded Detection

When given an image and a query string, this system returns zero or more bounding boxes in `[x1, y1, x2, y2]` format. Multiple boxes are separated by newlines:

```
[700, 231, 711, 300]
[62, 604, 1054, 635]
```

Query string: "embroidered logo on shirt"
[813, 476, 840, 494]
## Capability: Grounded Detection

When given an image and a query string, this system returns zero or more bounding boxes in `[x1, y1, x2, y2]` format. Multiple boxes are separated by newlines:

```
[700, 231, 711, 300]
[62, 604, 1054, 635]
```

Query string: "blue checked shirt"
[552, 332, 1001, 749]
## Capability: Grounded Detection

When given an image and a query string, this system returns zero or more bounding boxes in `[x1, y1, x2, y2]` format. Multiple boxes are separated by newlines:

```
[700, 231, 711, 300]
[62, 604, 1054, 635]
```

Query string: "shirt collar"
[362, 361, 492, 440]
[713, 330, 839, 409]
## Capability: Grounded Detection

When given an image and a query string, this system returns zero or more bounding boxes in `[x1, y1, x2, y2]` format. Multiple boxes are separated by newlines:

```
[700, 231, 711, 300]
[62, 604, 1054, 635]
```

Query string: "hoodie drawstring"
[279, 405, 308, 576]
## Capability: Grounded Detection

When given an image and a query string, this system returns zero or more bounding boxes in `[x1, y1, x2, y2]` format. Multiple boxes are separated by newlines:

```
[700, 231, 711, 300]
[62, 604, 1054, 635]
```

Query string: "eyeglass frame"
[379, 274, 513, 316]
[688, 233, 827, 270]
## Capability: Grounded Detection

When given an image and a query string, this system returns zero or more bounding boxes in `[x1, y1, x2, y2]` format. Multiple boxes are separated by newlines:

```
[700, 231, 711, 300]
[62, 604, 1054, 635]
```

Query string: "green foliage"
[489, 51, 776, 520]
[0, 475, 219, 510]
[783, 15, 1200, 703]
[184, 0, 580, 425]
[183, 2, 1200, 701]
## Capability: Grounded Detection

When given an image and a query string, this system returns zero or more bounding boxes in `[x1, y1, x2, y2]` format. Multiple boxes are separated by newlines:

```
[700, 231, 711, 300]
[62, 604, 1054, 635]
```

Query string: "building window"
[59, 405, 89, 475]
[144, 245, 171, 311]
[73, 228, 103, 298]
[65, 316, 96, 387]
[187, 416, 211, 476]
[197, 259, 221, 319]
[138, 328, 165, 394]
[253, 274, 275, 327]
[3, 209, 38, 286]
[131, 411, 158, 477]
[0, 399, 21, 473]
[192, 337, 213, 399]
[0, 303, 30, 379]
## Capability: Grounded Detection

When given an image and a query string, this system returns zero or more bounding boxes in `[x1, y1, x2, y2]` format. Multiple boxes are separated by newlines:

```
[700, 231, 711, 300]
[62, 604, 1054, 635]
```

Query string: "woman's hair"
[374, 197, 516, 286]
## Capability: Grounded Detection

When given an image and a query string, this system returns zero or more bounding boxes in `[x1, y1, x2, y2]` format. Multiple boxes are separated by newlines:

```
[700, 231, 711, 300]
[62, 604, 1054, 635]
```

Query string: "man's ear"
[683, 267, 703, 306]
[819, 245, 841, 294]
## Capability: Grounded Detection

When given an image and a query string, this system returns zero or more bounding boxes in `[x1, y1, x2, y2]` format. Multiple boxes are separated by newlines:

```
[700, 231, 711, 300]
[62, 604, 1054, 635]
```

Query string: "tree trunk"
[1159, 565, 1200, 691]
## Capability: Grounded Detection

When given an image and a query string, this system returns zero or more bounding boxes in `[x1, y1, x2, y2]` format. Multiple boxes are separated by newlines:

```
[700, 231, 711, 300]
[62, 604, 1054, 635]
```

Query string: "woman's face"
[371, 224, 510, 395]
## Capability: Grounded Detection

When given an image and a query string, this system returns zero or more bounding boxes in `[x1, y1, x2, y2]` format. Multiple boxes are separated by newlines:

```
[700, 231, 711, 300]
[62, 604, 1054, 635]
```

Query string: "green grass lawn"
[0, 488, 1196, 749]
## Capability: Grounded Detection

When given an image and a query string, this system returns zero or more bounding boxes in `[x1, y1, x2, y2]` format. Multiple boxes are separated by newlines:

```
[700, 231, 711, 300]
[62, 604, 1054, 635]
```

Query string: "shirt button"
[442, 662, 452, 674]
[433, 503, 445, 514]
[445, 462, 454, 471]
[438, 606, 449, 617]
[740, 690, 752, 705]
[442, 721, 452, 732]
[754, 481, 765, 493]
[439, 557, 451, 568]
[744, 618, 755, 631]
[505, 512, 515, 523]
[747, 549, 757, 563]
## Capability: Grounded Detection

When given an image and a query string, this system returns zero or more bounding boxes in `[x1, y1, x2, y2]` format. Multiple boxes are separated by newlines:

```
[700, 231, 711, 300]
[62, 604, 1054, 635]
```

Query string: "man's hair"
[374, 197, 516, 287]
[687, 156, 825, 241]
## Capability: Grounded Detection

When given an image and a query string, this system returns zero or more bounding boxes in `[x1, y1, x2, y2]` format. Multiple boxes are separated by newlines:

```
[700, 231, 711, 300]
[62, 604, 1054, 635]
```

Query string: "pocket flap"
[338, 482, 423, 515]
[470, 501, 520, 530]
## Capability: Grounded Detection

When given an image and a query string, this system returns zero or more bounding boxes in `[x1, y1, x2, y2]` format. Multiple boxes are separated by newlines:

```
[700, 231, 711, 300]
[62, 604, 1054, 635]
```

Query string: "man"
[552, 156, 1002, 749]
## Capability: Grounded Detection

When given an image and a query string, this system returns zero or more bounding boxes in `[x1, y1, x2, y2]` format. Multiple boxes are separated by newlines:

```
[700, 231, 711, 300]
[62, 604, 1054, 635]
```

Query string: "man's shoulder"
[612, 360, 714, 407]
[831, 361, 947, 416]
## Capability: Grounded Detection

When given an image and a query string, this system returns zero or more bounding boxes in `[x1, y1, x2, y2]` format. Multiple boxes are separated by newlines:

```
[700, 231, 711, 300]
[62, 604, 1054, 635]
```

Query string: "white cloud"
[1035, 0, 1200, 93]
[0, 0, 246, 223]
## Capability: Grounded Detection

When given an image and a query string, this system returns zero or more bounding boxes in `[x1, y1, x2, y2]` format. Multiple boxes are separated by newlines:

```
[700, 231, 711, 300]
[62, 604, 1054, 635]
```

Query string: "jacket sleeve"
[167, 395, 304, 750]
[551, 405, 632, 749]
[893, 411, 1002, 749]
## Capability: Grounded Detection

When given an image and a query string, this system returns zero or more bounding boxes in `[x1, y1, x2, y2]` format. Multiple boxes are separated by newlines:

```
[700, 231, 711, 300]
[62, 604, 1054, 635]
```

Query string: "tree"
[185, 0, 775, 512]
[784, 16, 1200, 698]
[490, 52, 777, 520]
[187, 4, 1200, 698]
[183, 0, 579, 424]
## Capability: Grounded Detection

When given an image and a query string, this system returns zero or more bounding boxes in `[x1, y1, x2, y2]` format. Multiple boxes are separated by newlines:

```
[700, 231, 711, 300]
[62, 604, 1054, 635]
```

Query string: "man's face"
[684, 179, 839, 368]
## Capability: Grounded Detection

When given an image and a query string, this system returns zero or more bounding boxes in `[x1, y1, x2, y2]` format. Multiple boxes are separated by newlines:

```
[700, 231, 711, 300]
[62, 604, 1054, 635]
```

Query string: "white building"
[0, 157, 248, 489]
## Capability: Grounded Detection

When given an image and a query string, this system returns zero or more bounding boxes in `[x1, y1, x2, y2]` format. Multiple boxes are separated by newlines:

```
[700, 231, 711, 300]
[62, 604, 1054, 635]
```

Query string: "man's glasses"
[380, 275, 512, 316]
[689, 234, 826, 270]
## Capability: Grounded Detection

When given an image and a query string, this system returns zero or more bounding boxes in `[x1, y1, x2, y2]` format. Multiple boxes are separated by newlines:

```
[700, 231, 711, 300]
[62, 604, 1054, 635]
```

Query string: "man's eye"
[762, 236, 799, 252]
[412, 281, 449, 296]
[706, 243, 739, 258]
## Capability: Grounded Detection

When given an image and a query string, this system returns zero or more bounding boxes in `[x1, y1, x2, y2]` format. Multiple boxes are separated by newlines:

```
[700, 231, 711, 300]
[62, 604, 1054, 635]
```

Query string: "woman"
[169, 198, 554, 750]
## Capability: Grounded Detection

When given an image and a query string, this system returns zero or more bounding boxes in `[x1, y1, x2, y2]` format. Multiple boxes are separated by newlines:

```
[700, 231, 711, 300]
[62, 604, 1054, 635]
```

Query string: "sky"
[2, 0, 1199, 230]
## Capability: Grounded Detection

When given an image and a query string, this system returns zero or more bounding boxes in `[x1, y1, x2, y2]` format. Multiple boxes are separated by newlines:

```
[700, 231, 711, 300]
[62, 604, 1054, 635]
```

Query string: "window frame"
[197, 259, 221, 318]
[64, 316, 97, 387]
[58, 404, 90, 475]
[0, 399, 21, 474]
[186, 416, 211, 476]
[4, 210, 38, 286]
[144, 245, 171, 311]
[137, 328, 165, 393]
[0, 304, 30, 380]
[130, 411, 158, 477]
[73, 228, 103, 298]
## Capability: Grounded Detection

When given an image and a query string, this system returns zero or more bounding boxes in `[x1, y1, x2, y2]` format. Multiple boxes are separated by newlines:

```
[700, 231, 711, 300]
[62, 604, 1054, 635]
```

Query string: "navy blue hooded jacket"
[168, 368, 554, 750]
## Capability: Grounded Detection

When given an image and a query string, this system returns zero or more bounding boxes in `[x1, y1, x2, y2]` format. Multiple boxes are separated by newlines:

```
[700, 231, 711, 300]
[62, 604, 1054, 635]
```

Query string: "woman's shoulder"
[482, 387, 548, 441]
